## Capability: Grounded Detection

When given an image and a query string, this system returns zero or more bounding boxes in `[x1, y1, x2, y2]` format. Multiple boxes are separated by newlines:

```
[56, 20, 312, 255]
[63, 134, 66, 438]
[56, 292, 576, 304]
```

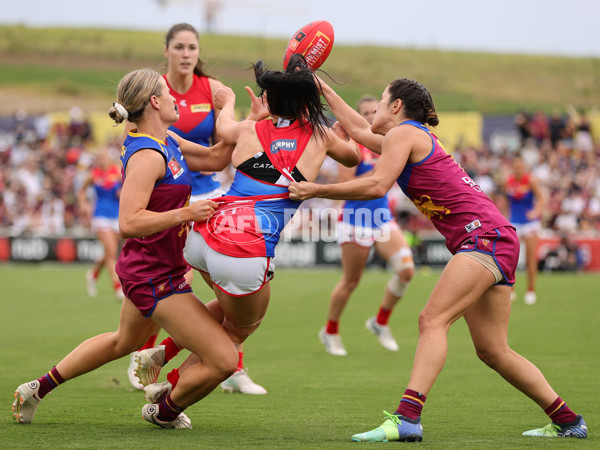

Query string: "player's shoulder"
[208, 77, 225, 93]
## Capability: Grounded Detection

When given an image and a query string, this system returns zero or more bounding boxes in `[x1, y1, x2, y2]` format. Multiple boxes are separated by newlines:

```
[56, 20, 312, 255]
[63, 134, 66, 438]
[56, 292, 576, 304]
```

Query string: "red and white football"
[283, 20, 334, 70]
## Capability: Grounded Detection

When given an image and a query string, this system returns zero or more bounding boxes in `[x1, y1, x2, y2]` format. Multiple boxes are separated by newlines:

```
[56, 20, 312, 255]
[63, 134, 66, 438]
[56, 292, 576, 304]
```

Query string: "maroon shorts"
[119, 273, 192, 318]
[456, 226, 518, 286]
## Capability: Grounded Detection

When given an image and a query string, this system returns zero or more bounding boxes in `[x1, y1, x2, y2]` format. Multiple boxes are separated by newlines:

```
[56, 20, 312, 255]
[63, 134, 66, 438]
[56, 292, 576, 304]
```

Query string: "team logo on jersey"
[191, 103, 211, 113]
[465, 219, 482, 233]
[270, 139, 297, 154]
[180, 100, 187, 107]
[168, 156, 184, 179]
[412, 195, 451, 220]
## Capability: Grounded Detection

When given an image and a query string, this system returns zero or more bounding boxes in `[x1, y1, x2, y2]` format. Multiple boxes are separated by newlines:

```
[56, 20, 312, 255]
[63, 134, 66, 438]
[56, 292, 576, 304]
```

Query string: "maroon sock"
[157, 393, 185, 422]
[545, 397, 577, 424]
[326, 320, 339, 334]
[376, 307, 392, 326]
[395, 389, 426, 420]
[166, 369, 180, 388]
[138, 334, 158, 351]
[161, 337, 181, 363]
[37, 366, 65, 399]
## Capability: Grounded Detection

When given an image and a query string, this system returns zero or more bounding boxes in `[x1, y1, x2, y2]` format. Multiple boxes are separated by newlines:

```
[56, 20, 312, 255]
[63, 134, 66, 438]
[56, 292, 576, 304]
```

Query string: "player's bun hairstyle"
[388, 79, 439, 127]
[253, 54, 331, 139]
[165, 23, 214, 79]
[108, 68, 163, 125]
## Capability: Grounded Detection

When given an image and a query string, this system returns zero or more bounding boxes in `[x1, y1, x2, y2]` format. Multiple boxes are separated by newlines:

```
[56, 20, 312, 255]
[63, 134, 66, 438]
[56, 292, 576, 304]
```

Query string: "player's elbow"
[340, 152, 361, 168]
[119, 219, 137, 239]
[367, 184, 388, 200]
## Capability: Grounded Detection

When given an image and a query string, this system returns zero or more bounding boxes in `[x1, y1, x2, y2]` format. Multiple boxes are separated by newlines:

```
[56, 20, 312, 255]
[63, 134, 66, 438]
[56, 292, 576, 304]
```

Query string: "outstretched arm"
[289, 126, 411, 201]
[168, 131, 234, 172]
[316, 75, 384, 154]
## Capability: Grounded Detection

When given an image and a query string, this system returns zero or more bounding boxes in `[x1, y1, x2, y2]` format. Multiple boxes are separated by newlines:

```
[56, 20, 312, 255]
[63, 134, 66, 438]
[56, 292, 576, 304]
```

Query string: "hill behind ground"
[1, 25, 599, 116]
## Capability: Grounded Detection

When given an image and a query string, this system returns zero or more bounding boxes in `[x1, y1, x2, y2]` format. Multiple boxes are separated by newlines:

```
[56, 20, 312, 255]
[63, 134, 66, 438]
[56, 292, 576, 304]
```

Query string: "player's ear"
[391, 98, 402, 114]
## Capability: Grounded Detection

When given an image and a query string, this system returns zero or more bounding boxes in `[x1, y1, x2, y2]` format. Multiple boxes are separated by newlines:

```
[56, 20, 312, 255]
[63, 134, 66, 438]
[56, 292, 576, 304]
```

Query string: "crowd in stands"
[0, 107, 598, 245]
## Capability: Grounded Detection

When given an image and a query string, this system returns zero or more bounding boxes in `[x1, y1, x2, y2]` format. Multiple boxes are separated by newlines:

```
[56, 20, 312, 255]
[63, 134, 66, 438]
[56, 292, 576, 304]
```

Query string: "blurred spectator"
[529, 110, 550, 146]
[568, 106, 595, 153]
[514, 109, 531, 146]
[539, 233, 584, 273]
[0, 106, 598, 252]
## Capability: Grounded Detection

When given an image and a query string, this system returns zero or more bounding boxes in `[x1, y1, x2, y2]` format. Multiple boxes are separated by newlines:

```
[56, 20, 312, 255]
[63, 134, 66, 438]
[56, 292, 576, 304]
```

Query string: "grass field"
[1, 264, 598, 448]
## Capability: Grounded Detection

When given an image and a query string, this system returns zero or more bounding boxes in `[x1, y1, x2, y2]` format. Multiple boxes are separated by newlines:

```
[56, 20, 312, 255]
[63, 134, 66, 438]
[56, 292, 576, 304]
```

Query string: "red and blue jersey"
[194, 119, 311, 257]
[396, 120, 512, 254]
[91, 165, 121, 219]
[164, 74, 220, 195]
[505, 173, 534, 224]
[116, 131, 191, 280]
[340, 144, 392, 228]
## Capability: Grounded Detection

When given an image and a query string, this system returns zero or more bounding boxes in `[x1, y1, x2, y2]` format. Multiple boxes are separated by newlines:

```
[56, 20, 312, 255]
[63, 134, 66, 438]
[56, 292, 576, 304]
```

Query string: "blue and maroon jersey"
[396, 120, 512, 254]
[164, 73, 220, 195]
[194, 119, 311, 257]
[340, 144, 392, 228]
[505, 173, 534, 224]
[115, 131, 191, 280]
[91, 165, 121, 219]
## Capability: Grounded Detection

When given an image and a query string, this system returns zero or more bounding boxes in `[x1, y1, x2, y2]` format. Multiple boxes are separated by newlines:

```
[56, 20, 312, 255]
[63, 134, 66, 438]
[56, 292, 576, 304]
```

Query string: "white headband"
[113, 102, 129, 121]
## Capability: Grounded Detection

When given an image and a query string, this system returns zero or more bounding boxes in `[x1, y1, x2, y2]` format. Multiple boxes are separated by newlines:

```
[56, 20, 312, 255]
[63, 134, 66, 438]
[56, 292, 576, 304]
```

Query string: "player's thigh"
[463, 284, 512, 353]
[423, 253, 496, 326]
[215, 283, 271, 328]
[115, 299, 158, 349]
[340, 242, 371, 282]
[153, 291, 234, 359]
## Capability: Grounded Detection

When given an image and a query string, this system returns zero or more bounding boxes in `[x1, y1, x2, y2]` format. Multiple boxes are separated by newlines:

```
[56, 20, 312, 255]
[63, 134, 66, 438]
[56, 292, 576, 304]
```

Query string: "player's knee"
[387, 275, 410, 298]
[343, 277, 361, 292]
[214, 345, 239, 379]
[417, 308, 443, 335]
[111, 332, 141, 358]
[474, 345, 507, 370]
[388, 248, 414, 278]
[222, 317, 263, 346]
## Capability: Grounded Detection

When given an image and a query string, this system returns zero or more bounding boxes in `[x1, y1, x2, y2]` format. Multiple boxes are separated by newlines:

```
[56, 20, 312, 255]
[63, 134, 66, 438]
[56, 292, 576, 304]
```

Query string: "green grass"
[1, 264, 598, 448]
[1, 25, 599, 113]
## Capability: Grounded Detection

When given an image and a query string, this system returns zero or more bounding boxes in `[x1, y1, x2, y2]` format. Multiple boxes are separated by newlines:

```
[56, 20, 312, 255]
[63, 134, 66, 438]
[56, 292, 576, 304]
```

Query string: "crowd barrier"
[2, 235, 598, 271]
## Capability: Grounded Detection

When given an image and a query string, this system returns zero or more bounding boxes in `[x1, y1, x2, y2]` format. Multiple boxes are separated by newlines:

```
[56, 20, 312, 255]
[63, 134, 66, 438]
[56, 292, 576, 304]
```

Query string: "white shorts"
[184, 229, 274, 297]
[190, 187, 226, 204]
[513, 220, 541, 238]
[337, 221, 399, 248]
[92, 217, 119, 233]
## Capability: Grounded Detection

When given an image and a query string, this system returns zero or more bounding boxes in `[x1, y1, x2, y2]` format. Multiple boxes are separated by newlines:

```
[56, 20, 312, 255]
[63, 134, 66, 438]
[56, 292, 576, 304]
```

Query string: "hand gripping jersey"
[505, 173, 534, 225]
[115, 131, 192, 280]
[340, 144, 393, 228]
[164, 74, 220, 196]
[91, 165, 121, 219]
[194, 119, 312, 258]
[396, 120, 512, 254]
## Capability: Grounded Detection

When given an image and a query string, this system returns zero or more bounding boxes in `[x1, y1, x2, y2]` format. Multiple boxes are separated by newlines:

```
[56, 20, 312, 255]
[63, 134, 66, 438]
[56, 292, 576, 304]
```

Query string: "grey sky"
[2, 0, 599, 57]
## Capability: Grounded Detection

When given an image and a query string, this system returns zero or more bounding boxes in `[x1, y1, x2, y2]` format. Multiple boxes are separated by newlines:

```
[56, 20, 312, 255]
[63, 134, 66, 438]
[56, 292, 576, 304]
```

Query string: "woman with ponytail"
[289, 76, 587, 442]
[133, 55, 359, 420]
